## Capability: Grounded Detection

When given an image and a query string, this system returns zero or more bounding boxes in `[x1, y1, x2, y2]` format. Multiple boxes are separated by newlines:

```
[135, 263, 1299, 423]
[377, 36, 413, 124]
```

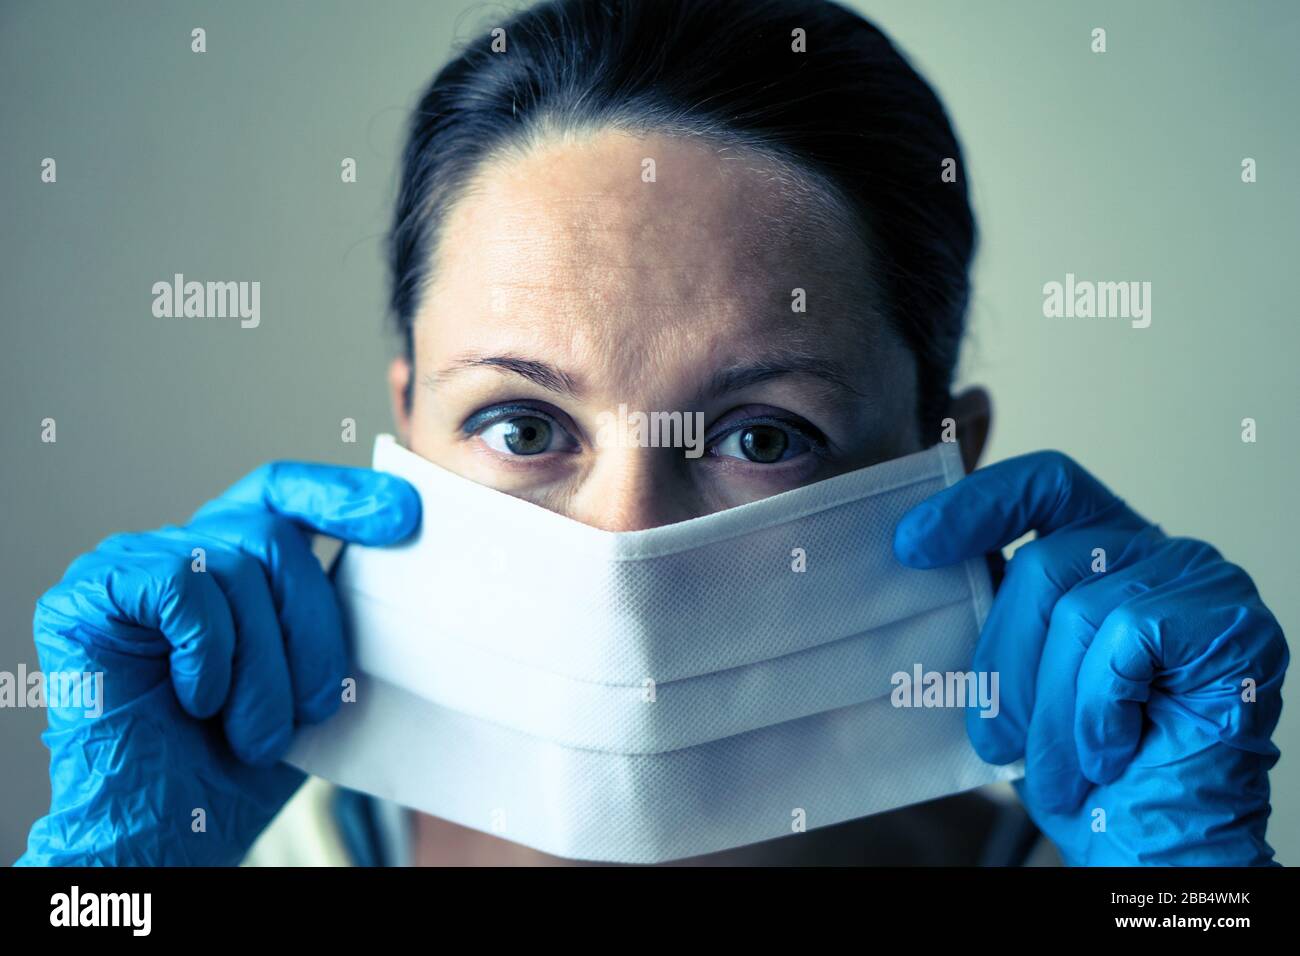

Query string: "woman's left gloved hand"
[894, 450, 1288, 865]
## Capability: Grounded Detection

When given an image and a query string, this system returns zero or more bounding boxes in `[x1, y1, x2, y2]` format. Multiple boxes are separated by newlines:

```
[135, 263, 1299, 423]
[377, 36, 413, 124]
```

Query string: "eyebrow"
[428, 351, 868, 403]
[431, 353, 582, 397]
[699, 357, 869, 404]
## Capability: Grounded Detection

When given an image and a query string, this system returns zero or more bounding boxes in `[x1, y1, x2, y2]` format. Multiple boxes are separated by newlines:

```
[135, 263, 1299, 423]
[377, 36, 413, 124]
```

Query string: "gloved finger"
[1022, 537, 1188, 812]
[1020, 594, 1107, 814]
[183, 514, 346, 724]
[1076, 543, 1290, 783]
[894, 450, 1149, 570]
[1133, 550, 1288, 754]
[195, 462, 420, 545]
[39, 539, 237, 719]
[1016, 736, 1278, 866]
[966, 528, 1135, 765]
[199, 544, 296, 766]
[96, 529, 300, 762]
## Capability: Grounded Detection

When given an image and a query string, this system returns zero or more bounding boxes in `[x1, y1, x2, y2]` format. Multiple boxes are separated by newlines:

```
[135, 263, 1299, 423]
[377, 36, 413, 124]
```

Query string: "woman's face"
[390, 129, 923, 530]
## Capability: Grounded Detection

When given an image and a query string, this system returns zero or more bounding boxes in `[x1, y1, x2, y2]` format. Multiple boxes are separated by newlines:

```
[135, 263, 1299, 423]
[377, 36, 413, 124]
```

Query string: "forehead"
[420, 129, 884, 389]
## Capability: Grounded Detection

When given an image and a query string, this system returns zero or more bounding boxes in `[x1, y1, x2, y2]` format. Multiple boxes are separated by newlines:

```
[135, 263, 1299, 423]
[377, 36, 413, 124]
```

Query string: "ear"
[388, 356, 413, 445]
[945, 386, 992, 474]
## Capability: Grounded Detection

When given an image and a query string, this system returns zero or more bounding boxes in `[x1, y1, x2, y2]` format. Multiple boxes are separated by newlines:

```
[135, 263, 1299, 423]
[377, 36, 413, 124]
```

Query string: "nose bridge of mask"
[334, 435, 987, 755]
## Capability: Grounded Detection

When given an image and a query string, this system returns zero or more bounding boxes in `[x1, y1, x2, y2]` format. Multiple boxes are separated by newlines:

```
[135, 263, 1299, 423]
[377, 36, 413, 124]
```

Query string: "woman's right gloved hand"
[14, 462, 420, 866]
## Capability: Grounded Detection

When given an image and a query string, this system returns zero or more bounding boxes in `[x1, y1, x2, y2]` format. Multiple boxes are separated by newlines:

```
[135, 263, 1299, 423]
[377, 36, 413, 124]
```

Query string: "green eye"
[739, 425, 789, 463]
[483, 416, 554, 456]
[712, 421, 815, 464]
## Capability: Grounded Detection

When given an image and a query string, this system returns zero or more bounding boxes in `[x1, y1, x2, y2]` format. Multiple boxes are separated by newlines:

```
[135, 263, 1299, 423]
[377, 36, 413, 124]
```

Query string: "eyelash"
[462, 403, 828, 462]
[463, 403, 560, 436]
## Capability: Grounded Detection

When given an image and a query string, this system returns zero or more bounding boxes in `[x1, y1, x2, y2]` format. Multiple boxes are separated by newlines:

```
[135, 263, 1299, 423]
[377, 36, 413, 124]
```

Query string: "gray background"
[2, 0, 1296, 864]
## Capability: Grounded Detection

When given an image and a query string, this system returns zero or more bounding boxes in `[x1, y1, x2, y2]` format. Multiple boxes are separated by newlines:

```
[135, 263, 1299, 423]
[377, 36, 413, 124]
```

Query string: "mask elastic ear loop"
[403, 333, 415, 412]
[936, 441, 991, 629]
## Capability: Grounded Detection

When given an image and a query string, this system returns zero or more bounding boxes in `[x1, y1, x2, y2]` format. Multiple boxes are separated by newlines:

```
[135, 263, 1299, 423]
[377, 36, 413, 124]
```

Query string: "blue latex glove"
[15, 462, 420, 866]
[894, 450, 1288, 866]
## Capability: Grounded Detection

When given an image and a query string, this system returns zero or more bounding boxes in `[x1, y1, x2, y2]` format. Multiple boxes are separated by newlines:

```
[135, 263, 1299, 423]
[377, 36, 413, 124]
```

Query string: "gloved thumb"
[894, 451, 1148, 570]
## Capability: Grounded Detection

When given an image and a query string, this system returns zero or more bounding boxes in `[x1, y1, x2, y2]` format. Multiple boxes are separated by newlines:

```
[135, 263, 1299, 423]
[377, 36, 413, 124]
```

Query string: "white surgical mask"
[287, 435, 1019, 863]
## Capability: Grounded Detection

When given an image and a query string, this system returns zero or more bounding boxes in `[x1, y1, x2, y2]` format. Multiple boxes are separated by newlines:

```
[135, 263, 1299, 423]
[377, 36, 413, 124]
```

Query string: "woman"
[16, 0, 1287, 866]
